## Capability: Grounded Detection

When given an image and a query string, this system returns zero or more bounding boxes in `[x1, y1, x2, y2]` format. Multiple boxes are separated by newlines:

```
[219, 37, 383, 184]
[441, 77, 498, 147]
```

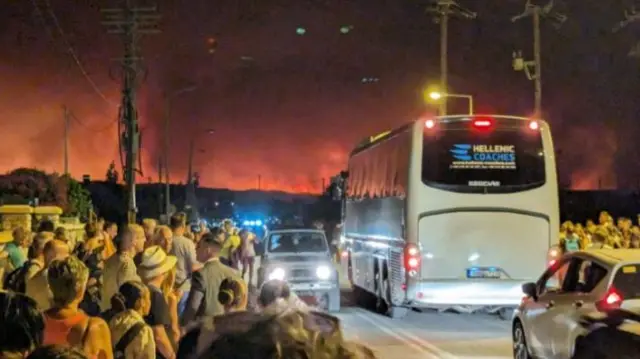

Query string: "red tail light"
[473, 118, 493, 128]
[404, 243, 421, 271]
[596, 288, 623, 311]
[548, 259, 557, 267]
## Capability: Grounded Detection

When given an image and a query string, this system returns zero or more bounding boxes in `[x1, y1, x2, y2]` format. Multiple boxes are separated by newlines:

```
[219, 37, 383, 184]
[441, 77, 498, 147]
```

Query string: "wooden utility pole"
[102, 0, 160, 223]
[63, 106, 70, 175]
[427, 0, 476, 116]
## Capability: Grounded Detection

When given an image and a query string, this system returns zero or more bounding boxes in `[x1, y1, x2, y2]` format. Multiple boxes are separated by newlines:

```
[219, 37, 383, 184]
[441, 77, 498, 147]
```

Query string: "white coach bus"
[339, 115, 559, 318]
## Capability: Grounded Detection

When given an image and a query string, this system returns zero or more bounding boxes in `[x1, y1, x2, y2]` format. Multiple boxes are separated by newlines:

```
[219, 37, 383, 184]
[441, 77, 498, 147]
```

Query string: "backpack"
[113, 322, 146, 359]
[4, 260, 41, 293]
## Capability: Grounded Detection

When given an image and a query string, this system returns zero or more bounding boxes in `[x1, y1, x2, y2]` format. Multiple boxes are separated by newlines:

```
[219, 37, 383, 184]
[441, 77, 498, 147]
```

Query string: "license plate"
[467, 267, 501, 279]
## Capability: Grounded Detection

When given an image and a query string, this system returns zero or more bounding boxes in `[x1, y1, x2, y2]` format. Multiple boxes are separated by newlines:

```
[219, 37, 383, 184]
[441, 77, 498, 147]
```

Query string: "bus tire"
[387, 305, 409, 319]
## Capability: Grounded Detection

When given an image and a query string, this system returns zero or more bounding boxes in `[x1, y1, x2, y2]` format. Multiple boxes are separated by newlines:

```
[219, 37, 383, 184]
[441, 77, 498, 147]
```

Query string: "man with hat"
[138, 245, 178, 359]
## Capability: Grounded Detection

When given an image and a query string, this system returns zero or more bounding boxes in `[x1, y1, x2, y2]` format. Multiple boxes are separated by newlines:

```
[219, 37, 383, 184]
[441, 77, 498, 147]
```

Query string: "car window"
[612, 264, 640, 299]
[540, 260, 571, 294]
[267, 232, 328, 253]
[576, 259, 608, 293]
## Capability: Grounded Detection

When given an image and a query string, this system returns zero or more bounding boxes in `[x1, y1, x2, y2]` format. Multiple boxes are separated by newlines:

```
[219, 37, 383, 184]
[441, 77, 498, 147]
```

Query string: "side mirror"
[522, 282, 538, 301]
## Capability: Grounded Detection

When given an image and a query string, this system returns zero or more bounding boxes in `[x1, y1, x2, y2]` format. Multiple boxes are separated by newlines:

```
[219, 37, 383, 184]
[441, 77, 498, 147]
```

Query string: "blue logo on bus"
[450, 144, 472, 161]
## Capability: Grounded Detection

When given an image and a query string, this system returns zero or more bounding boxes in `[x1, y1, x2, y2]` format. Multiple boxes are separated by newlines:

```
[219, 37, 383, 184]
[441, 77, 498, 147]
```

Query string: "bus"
[338, 115, 559, 318]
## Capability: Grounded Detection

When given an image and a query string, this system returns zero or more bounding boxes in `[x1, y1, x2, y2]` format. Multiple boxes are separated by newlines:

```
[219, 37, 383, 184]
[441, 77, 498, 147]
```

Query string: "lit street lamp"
[427, 91, 474, 115]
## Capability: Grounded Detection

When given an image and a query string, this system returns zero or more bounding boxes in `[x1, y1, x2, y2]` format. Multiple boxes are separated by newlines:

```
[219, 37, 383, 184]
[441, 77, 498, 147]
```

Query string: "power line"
[42, 0, 118, 107]
[69, 111, 118, 133]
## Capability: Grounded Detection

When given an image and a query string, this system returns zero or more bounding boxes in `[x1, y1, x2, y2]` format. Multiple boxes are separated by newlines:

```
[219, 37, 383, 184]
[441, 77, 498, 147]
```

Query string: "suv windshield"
[267, 232, 328, 253]
[422, 126, 546, 192]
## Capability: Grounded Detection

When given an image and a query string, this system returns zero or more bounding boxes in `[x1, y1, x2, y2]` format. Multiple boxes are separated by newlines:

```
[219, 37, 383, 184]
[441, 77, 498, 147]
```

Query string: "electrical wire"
[69, 111, 118, 133]
[41, 0, 118, 107]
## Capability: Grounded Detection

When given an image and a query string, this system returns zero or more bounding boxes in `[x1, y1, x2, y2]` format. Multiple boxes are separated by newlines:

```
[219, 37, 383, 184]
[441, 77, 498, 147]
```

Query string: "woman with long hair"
[161, 265, 181, 349]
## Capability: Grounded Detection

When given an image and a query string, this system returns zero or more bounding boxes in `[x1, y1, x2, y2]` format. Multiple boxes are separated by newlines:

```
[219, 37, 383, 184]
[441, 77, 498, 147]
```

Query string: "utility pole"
[63, 106, 70, 175]
[102, 0, 160, 223]
[427, 0, 476, 116]
[512, 0, 566, 117]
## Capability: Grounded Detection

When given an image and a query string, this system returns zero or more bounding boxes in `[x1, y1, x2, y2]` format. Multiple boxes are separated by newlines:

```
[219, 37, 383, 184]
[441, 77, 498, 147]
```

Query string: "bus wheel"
[377, 276, 408, 319]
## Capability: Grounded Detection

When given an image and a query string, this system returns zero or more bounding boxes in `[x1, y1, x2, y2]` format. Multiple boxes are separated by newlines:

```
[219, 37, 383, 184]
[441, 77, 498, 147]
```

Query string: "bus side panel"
[345, 197, 404, 295]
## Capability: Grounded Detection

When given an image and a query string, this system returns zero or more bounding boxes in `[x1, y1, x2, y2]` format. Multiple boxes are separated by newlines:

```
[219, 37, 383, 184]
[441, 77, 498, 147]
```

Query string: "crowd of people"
[559, 210, 640, 252]
[0, 213, 375, 359]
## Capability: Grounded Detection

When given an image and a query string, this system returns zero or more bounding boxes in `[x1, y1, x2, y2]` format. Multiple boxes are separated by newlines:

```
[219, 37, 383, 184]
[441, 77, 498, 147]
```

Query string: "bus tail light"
[528, 121, 539, 130]
[547, 246, 560, 267]
[596, 287, 623, 311]
[404, 243, 421, 272]
[472, 118, 493, 129]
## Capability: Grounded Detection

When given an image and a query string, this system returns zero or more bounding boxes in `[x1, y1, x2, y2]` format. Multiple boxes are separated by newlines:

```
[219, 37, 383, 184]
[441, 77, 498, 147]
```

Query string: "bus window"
[422, 128, 545, 191]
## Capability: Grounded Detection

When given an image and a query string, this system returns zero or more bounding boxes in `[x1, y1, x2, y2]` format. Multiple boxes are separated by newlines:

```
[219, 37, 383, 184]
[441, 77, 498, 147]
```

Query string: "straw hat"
[137, 245, 177, 280]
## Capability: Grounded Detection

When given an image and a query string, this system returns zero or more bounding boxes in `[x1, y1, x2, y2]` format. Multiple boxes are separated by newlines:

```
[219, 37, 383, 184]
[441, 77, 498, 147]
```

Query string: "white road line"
[353, 309, 453, 358]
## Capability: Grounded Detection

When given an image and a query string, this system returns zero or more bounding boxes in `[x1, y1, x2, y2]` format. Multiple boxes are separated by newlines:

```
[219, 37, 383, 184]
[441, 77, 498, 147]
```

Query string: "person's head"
[218, 278, 248, 313]
[196, 230, 223, 263]
[170, 212, 187, 232]
[37, 220, 55, 234]
[258, 279, 291, 308]
[104, 222, 118, 238]
[631, 233, 640, 249]
[27, 345, 87, 359]
[30, 232, 53, 259]
[137, 246, 177, 284]
[153, 225, 173, 253]
[97, 218, 105, 230]
[592, 229, 608, 244]
[110, 281, 151, 317]
[12, 227, 29, 247]
[84, 223, 98, 240]
[47, 256, 89, 308]
[0, 291, 44, 358]
[128, 224, 146, 254]
[199, 310, 377, 359]
[44, 239, 70, 267]
[222, 219, 233, 233]
[53, 227, 66, 242]
[239, 229, 249, 240]
[142, 219, 157, 239]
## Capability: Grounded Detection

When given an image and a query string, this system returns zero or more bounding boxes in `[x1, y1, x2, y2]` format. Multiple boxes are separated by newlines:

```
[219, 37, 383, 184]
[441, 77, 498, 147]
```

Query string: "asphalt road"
[251, 257, 514, 358]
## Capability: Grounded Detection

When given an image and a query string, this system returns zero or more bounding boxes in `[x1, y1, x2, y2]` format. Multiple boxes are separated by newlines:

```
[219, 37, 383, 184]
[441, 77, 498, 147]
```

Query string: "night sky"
[2, 0, 640, 192]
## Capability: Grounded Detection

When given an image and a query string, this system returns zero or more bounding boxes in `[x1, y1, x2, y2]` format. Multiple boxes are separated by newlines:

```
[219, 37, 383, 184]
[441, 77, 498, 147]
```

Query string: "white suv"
[512, 249, 640, 359]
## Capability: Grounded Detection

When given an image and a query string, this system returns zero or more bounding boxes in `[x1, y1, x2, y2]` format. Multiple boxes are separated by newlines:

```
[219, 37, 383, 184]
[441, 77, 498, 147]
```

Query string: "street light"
[163, 85, 198, 216]
[427, 91, 474, 115]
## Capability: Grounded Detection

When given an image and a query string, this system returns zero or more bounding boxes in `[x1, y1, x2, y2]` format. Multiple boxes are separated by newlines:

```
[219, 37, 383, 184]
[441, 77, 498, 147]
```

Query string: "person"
[180, 309, 377, 359]
[138, 246, 178, 359]
[102, 222, 118, 260]
[0, 291, 45, 359]
[4, 232, 51, 293]
[43, 256, 113, 359]
[169, 212, 201, 316]
[588, 229, 613, 250]
[153, 226, 173, 254]
[141, 219, 157, 245]
[26, 239, 71, 311]
[108, 281, 155, 359]
[181, 230, 242, 326]
[258, 279, 309, 314]
[6, 227, 30, 269]
[27, 345, 88, 359]
[75, 223, 105, 315]
[218, 277, 248, 314]
[0, 233, 15, 289]
[160, 265, 181, 348]
[220, 220, 241, 268]
[101, 225, 143, 312]
[238, 229, 256, 283]
[37, 220, 56, 234]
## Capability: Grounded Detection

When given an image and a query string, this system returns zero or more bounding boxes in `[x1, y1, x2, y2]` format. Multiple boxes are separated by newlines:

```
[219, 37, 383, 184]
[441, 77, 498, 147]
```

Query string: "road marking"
[353, 309, 455, 358]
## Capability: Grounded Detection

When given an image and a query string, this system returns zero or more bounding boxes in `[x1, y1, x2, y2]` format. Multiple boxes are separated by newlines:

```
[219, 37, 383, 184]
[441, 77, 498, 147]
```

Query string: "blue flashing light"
[255, 220, 263, 226]
[243, 220, 250, 226]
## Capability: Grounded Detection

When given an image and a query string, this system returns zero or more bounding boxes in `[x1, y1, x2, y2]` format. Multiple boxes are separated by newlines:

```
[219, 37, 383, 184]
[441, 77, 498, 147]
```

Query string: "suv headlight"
[316, 265, 332, 280]
[268, 267, 286, 281]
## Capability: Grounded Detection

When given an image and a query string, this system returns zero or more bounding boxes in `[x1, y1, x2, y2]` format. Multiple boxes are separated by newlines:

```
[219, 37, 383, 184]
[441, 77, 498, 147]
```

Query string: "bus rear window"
[422, 128, 545, 191]
[612, 265, 640, 299]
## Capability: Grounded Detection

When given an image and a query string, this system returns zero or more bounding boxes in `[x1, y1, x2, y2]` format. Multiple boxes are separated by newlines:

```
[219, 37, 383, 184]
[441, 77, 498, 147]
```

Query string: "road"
[336, 304, 512, 358]
[251, 257, 513, 358]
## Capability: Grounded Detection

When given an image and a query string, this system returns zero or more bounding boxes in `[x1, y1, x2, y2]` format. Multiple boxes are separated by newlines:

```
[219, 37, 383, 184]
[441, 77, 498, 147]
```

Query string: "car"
[572, 308, 640, 358]
[512, 249, 640, 359]
[257, 228, 341, 312]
